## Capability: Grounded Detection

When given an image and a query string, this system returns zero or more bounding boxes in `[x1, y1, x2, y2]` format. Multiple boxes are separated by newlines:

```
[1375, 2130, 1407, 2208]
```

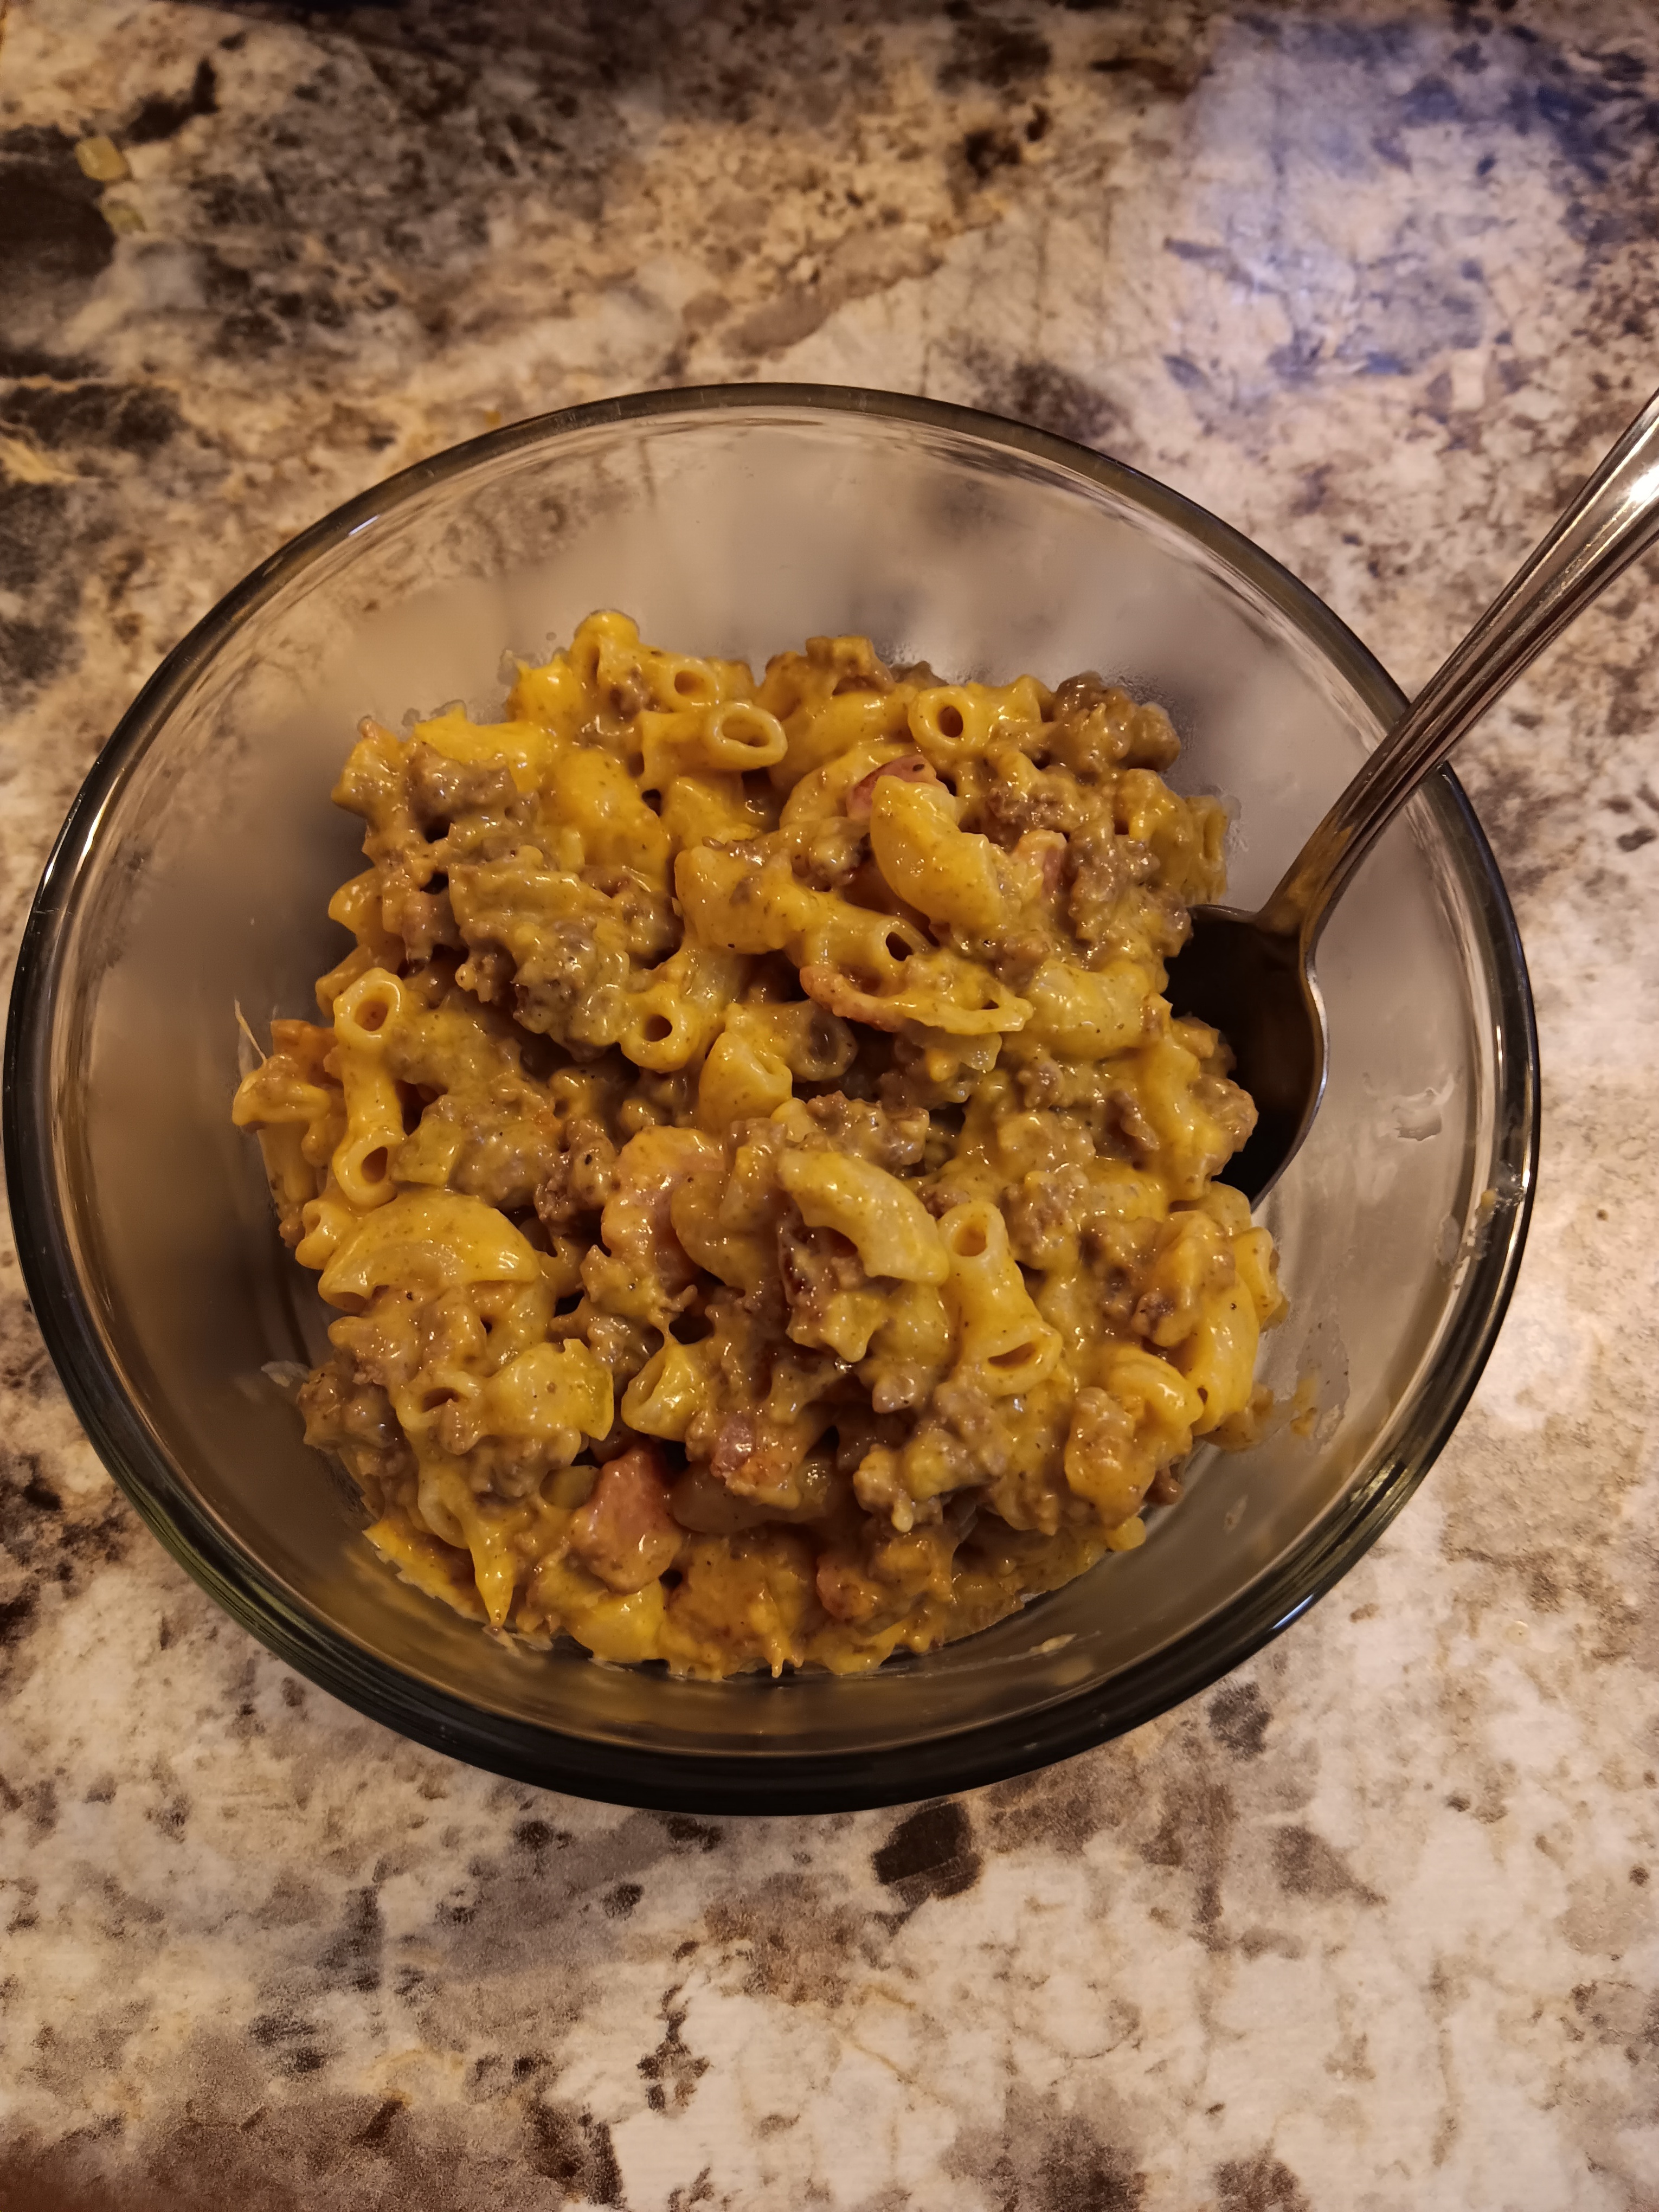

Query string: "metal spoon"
[1167, 384, 1659, 1204]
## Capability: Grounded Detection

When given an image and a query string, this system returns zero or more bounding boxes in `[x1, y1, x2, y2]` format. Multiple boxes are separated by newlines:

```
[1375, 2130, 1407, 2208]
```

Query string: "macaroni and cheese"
[234, 615, 1284, 1676]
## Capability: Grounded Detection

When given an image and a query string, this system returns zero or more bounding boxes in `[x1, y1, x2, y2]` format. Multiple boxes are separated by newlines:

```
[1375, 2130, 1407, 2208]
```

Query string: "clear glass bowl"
[3, 388, 1536, 1812]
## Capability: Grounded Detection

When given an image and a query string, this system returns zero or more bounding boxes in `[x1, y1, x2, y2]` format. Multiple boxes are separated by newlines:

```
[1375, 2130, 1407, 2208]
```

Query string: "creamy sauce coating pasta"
[234, 615, 1285, 1676]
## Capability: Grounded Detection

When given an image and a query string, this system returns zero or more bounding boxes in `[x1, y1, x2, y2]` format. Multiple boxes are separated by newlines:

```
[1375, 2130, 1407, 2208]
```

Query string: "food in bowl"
[233, 612, 1285, 1676]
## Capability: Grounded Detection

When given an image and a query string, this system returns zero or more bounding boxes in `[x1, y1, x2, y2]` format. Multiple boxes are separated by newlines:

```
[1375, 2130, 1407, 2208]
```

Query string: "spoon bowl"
[1169, 906, 1325, 1206]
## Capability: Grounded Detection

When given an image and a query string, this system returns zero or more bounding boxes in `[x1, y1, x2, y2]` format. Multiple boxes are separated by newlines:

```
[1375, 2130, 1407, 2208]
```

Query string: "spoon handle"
[1259, 383, 1659, 943]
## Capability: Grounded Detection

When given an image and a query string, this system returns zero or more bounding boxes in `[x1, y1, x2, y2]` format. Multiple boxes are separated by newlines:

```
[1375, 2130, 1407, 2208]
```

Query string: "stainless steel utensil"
[1171, 385, 1659, 1203]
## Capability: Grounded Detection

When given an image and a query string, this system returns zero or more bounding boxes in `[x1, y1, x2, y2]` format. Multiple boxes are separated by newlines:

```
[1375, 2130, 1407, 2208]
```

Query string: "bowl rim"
[3, 381, 1538, 1815]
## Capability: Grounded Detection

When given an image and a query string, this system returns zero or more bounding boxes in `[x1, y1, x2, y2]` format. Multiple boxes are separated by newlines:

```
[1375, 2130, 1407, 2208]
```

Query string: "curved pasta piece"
[411, 704, 556, 795]
[660, 771, 772, 853]
[505, 648, 589, 736]
[779, 1151, 948, 1284]
[327, 967, 409, 1208]
[542, 737, 673, 885]
[780, 736, 914, 827]
[675, 845, 929, 983]
[770, 683, 915, 790]
[1017, 956, 1160, 1060]
[319, 1189, 543, 1307]
[622, 1340, 717, 1441]
[800, 951, 1030, 1038]
[667, 1175, 774, 1294]
[906, 675, 1047, 766]
[937, 1199, 1064, 1397]
[697, 1028, 793, 1129]
[1174, 1282, 1259, 1435]
[618, 946, 750, 1072]
[293, 1177, 368, 1272]
[479, 1340, 615, 1449]
[639, 700, 787, 787]
[364, 1511, 489, 1619]
[1096, 1342, 1201, 1454]
[868, 777, 1005, 935]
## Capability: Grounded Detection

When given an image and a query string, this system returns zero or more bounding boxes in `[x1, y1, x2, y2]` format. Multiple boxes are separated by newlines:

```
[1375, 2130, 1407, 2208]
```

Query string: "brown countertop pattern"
[2, 2, 1658, 2205]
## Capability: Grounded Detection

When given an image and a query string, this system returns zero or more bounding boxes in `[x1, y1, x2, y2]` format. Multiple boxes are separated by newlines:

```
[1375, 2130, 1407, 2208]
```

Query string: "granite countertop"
[3, 2, 1658, 2205]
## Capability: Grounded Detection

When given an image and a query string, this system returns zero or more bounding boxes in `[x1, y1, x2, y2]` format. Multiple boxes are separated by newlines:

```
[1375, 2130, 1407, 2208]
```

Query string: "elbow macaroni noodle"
[233, 614, 1285, 1676]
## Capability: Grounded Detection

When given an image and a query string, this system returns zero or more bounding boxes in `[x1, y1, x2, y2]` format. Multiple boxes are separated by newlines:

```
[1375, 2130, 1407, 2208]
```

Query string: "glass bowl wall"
[4, 388, 1535, 1812]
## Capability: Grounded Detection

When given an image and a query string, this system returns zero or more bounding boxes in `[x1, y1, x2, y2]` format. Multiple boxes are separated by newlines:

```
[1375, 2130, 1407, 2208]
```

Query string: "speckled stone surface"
[3, 3, 1658, 2205]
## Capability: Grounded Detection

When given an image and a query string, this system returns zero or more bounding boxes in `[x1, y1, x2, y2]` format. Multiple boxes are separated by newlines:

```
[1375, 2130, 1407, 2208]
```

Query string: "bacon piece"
[799, 963, 908, 1032]
[1013, 828, 1066, 899]
[567, 1443, 681, 1592]
[691, 1410, 820, 1508]
[845, 754, 938, 820]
